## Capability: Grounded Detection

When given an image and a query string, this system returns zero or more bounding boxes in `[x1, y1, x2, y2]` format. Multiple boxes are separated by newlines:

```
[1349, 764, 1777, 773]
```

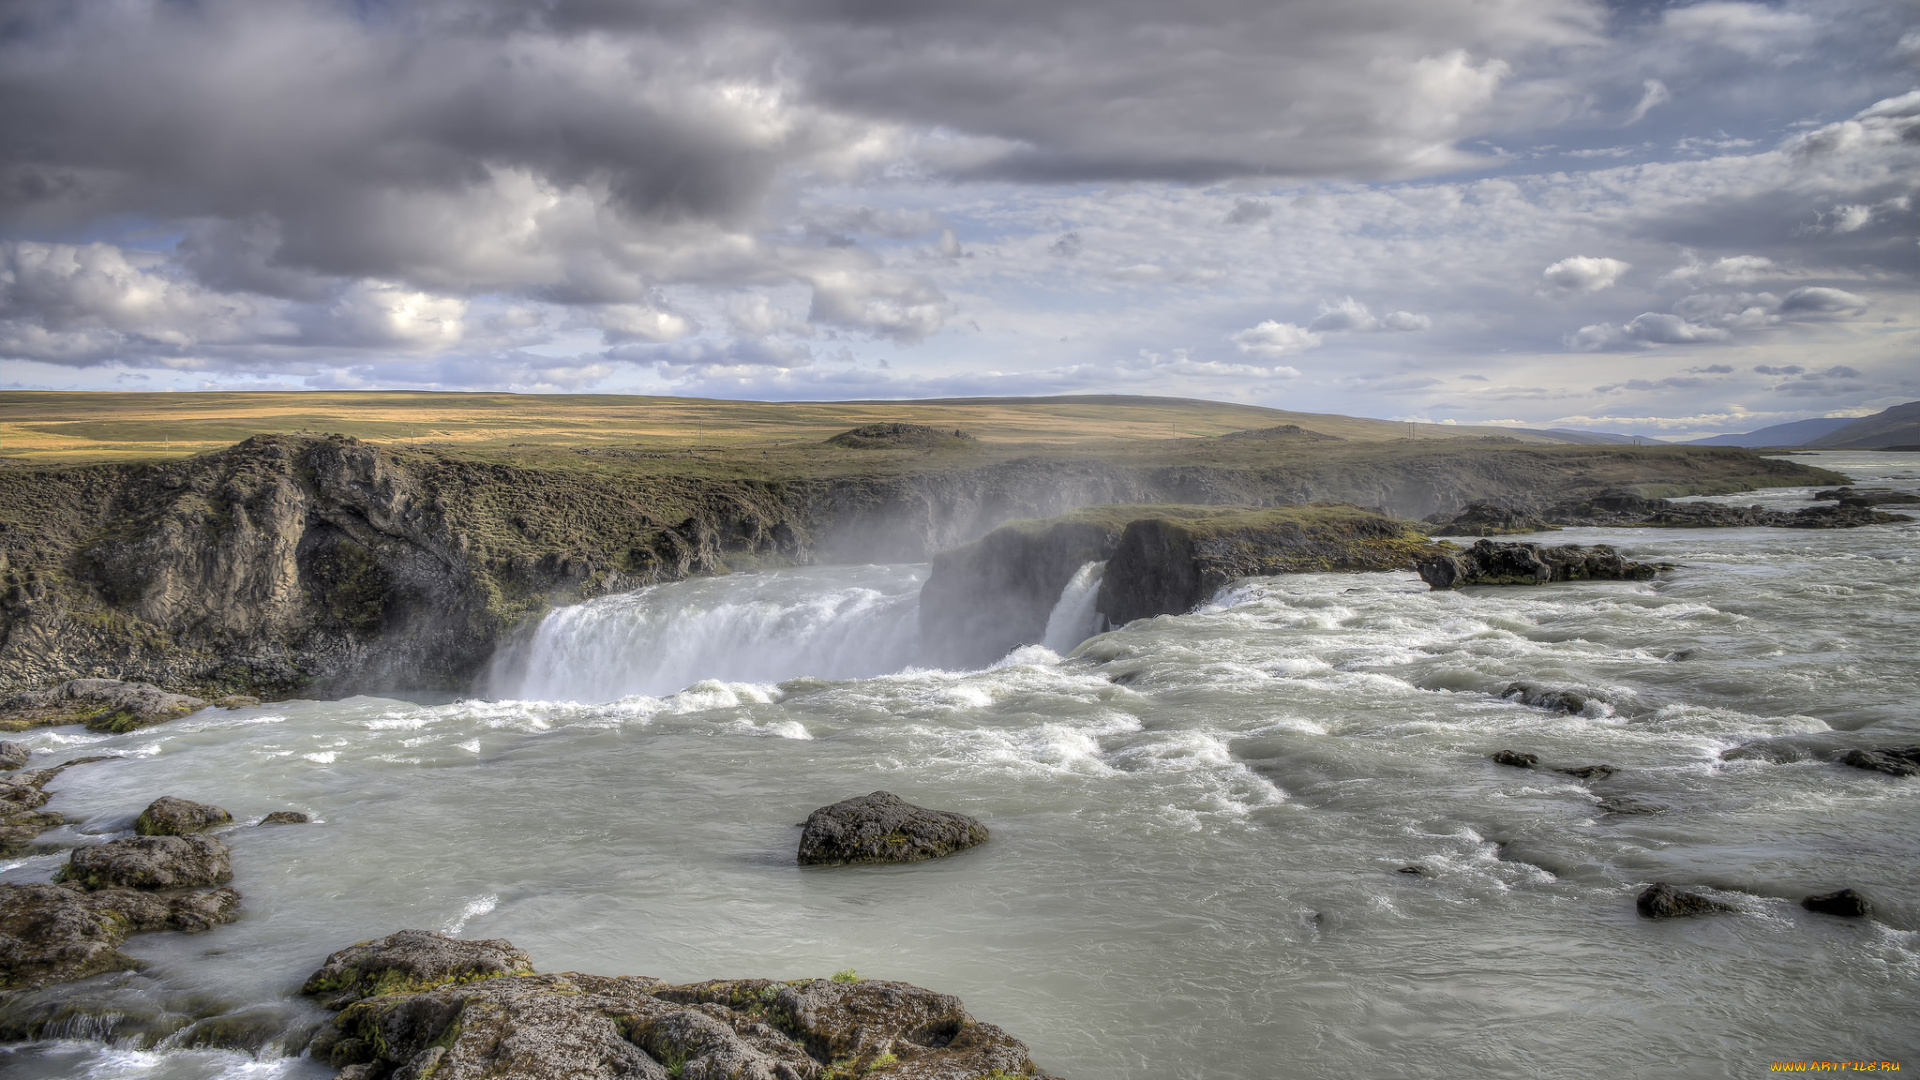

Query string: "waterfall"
[1041, 561, 1106, 656]
[491, 566, 926, 702]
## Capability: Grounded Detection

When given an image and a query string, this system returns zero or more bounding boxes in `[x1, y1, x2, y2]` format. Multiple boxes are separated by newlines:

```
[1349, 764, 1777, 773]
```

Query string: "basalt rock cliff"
[0, 434, 1838, 699]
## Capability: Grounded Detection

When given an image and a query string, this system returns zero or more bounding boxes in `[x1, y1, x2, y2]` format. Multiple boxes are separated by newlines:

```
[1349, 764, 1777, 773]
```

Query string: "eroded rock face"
[797, 792, 989, 867]
[135, 796, 234, 836]
[0, 679, 205, 734]
[61, 834, 233, 891]
[1636, 882, 1735, 919]
[1418, 540, 1660, 589]
[302, 931, 1057, 1080]
[0, 882, 241, 993]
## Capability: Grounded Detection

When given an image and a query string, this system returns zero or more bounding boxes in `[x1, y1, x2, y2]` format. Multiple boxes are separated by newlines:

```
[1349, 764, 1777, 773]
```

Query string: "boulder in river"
[1636, 882, 1736, 919]
[135, 796, 234, 836]
[59, 834, 233, 891]
[1418, 539, 1660, 589]
[0, 742, 26, 770]
[1801, 889, 1871, 918]
[0, 881, 241, 993]
[259, 811, 312, 825]
[797, 791, 989, 866]
[1489, 750, 1539, 770]
[1503, 682, 1592, 715]
[1835, 746, 1920, 777]
[301, 928, 535, 1009]
[0, 679, 205, 734]
[303, 930, 1056, 1080]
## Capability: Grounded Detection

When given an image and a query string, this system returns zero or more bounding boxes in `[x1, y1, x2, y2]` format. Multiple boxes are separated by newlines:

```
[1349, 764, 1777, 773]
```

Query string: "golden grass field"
[0, 391, 1555, 462]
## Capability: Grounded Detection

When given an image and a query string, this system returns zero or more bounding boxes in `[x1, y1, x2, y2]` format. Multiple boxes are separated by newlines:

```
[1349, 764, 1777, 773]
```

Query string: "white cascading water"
[495, 559, 1115, 702]
[496, 565, 928, 701]
[1042, 560, 1106, 655]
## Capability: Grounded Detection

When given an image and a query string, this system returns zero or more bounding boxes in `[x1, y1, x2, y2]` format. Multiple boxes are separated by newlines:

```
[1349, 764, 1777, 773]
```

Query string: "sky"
[1, 0, 1916, 439]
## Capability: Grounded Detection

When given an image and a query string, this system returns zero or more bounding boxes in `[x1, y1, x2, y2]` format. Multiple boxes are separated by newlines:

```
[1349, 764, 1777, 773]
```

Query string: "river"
[5, 451, 1917, 1079]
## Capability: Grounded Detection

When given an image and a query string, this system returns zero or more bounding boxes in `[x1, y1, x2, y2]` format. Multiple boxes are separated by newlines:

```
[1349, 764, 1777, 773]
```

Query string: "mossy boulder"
[797, 791, 989, 867]
[0, 741, 26, 770]
[1417, 539, 1660, 589]
[300, 928, 536, 1009]
[59, 834, 233, 892]
[135, 796, 233, 836]
[0, 679, 204, 734]
[302, 930, 1056, 1080]
[0, 881, 240, 994]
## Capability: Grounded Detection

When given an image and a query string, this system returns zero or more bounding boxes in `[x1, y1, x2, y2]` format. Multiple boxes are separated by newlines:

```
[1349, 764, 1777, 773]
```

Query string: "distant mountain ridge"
[1685, 416, 1858, 447]
[1808, 401, 1920, 449]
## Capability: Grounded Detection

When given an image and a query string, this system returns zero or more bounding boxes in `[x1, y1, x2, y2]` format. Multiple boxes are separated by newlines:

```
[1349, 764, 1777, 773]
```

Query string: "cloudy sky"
[2, 0, 1915, 438]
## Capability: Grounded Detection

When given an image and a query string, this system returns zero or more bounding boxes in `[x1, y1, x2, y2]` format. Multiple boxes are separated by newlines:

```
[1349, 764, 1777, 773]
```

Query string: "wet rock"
[135, 796, 233, 836]
[60, 834, 233, 891]
[797, 791, 989, 867]
[0, 679, 205, 734]
[1489, 750, 1539, 770]
[1504, 682, 1592, 714]
[1802, 889, 1871, 918]
[1419, 539, 1660, 589]
[0, 742, 26, 770]
[302, 930, 1057, 1080]
[0, 882, 241, 993]
[0, 756, 114, 856]
[173, 1003, 318, 1055]
[1835, 746, 1920, 777]
[260, 811, 312, 825]
[300, 928, 535, 1009]
[1423, 501, 1556, 536]
[214, 695, 262, 710]
[1636, 882, 1736, 919]
[1597, 796, 1667, 815]
[1555, 764, 1618, 780]
[1396, 866, 1430, 877]
[1812, 486, 1920, 508]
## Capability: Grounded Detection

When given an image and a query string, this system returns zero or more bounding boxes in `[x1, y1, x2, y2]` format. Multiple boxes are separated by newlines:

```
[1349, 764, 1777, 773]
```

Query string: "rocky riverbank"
[0, 432, 1841, 698]
[1424, 492, 1913, 534]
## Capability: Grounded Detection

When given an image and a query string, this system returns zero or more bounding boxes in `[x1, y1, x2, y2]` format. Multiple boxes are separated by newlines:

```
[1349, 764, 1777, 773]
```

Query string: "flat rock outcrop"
[797, 791, 989, 867]
[0, 678, 205, 734]
[1418, 539, 1659, 589]
[1835, 746, 1920, 777]
[1424, 492, 1913, 534]
[59, 834, 234, 891]
[0, 756, 112, 856]
[303, 931, 1056, 1080]
[136, 796, 234, 836]
[1636, 882, 1736, 919]
[0, 882, 242, 993]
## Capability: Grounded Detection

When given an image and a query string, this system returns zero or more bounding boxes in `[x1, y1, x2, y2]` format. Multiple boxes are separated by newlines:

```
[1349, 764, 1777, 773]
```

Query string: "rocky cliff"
[0, 434, 1842, 699]
[918, 504, 1439, 666]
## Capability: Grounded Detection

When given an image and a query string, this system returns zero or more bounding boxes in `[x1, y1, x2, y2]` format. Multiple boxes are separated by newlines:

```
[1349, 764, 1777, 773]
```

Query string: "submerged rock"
[0, 882, 241, 993]
[1597, 796, 1667, 815]
[1555, 764, 1618, 780]
[1835, 746, 1920, 777]
[0, 741, 26, 770]
[1802, 889, 1872, 918]
[260, 811, 312, 825]
[1636, 882, 1736, 919]
[303, 930, 1056, 1080]
[1418, 539, 1660, 589]
[797, 791, 988, 867]
[0, 679, 205, 734]
[1503, 682, 1592, 715]
[0, 756, 114, 857]
[135, 796, 233, 836]
[60, 834, 233, 891]
[1488, 750, 1539, 770]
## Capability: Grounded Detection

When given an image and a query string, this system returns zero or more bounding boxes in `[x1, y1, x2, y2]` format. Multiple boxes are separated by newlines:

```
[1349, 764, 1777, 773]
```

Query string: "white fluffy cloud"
[1231, 320, 1323, 359]
[1541, 256, 1631, 293]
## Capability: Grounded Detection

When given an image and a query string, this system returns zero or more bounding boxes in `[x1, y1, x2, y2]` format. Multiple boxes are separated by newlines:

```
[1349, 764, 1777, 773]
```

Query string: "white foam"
[444, 894, 499, 935]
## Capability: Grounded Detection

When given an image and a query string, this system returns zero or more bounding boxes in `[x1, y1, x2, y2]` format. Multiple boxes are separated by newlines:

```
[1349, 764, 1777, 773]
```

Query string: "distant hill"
[1806, 401, 1920, 449]
[1511, 428, 1644, 445]
[1686, 416, 1859, 447]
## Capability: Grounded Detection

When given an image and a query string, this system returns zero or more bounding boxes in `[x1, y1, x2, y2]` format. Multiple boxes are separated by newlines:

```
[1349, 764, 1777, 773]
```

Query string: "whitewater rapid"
[4, 451, 1917, 1079]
